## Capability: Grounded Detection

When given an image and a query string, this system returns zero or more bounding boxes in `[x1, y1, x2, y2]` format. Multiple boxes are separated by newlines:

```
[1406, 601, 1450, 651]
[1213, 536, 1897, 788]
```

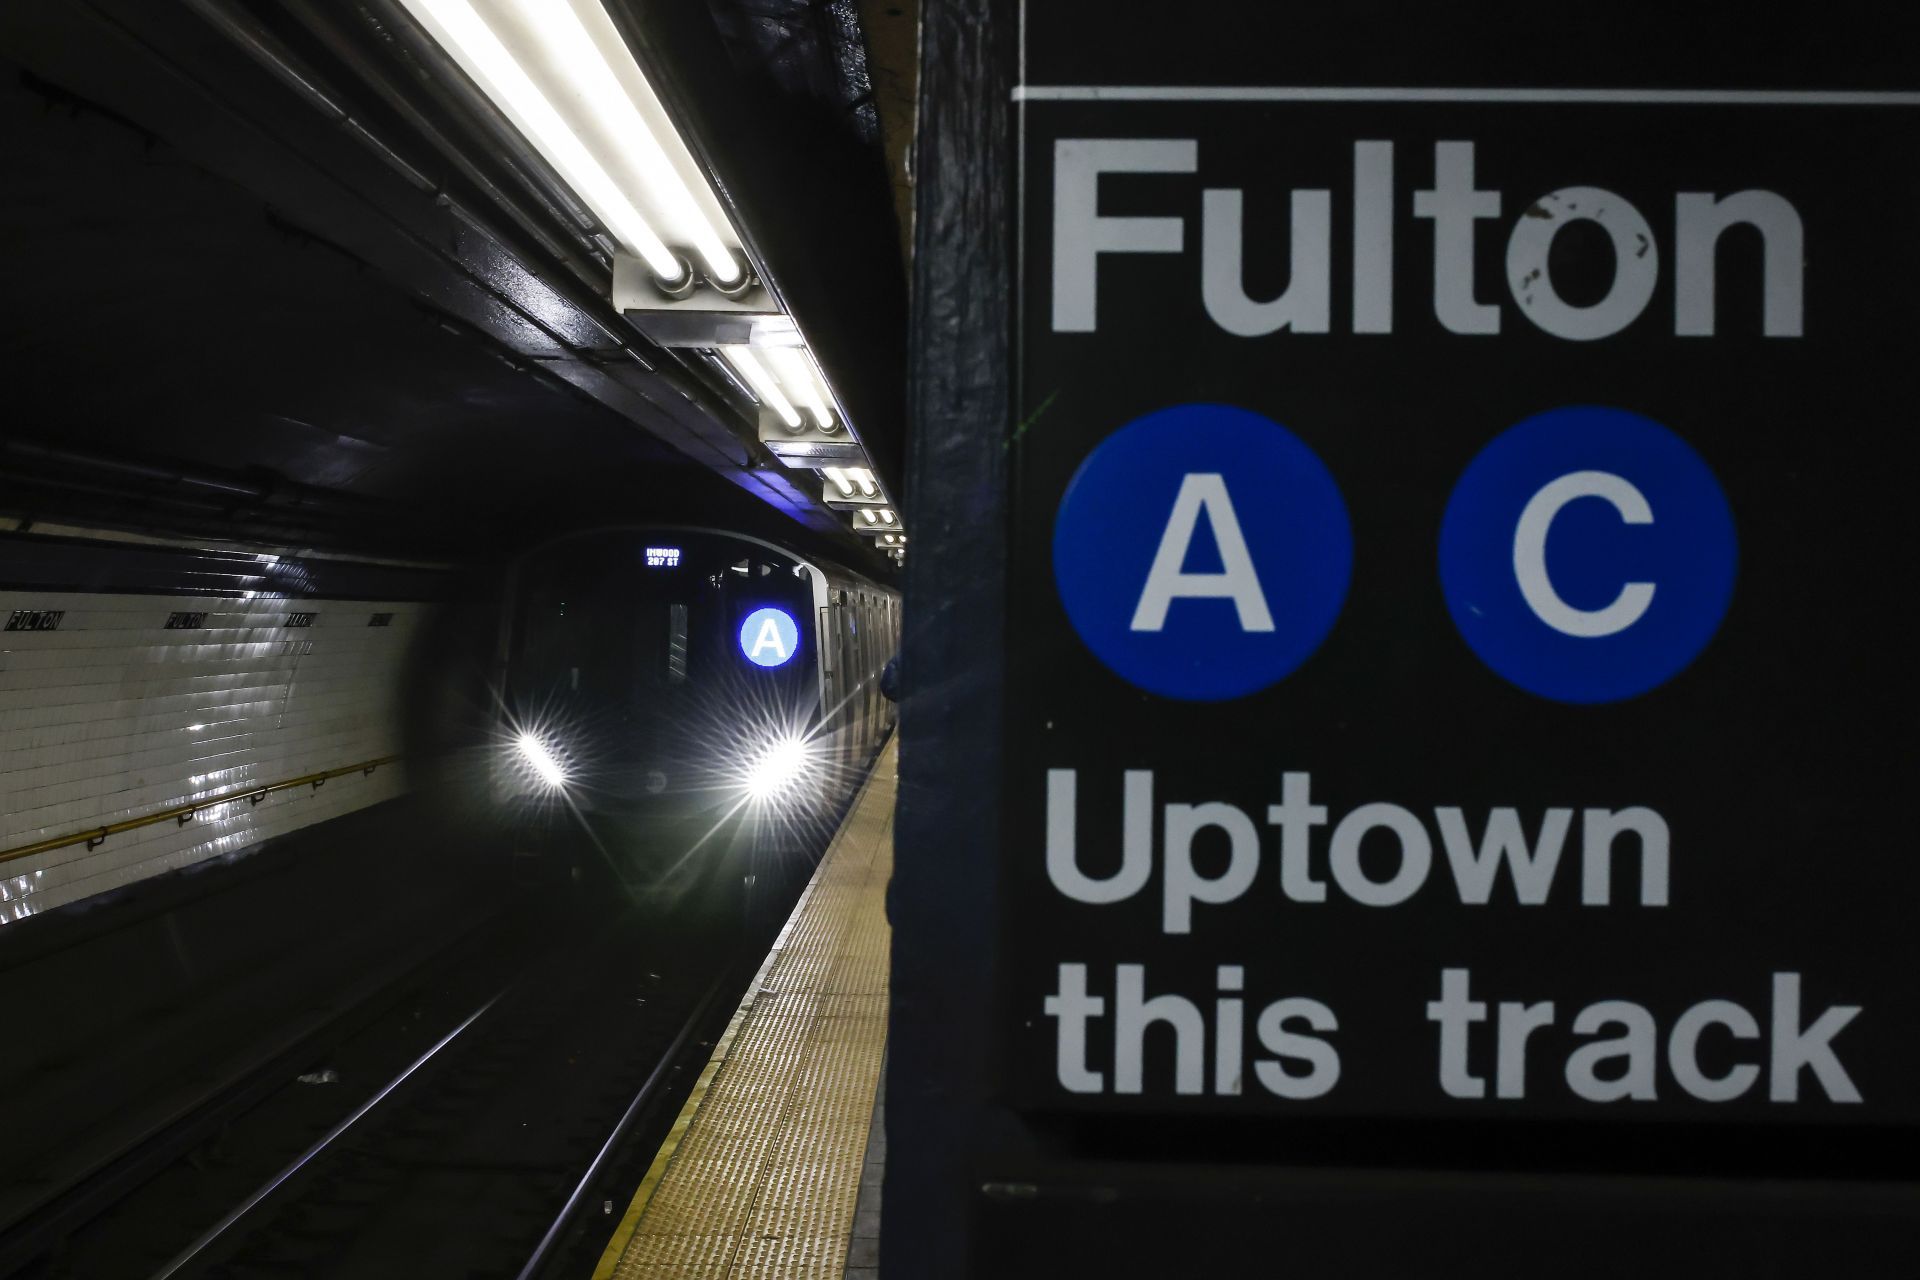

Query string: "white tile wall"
[0, 592, 430, 923]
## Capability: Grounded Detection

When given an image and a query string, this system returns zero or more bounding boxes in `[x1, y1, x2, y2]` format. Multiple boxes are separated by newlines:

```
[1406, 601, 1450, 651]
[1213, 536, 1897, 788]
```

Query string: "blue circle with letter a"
[1052, 402, 1352, 701]
[740, 607, 800, 668]
[1438, 405, 1737, 704]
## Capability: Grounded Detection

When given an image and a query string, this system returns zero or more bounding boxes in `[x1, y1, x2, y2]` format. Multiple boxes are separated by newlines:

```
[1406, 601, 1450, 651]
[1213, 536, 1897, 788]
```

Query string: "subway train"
[487, 526, 899, 886]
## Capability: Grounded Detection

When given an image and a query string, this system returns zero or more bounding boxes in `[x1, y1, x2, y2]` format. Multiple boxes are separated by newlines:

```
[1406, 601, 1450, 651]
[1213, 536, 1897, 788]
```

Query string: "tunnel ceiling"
[0, 0, 907, 568]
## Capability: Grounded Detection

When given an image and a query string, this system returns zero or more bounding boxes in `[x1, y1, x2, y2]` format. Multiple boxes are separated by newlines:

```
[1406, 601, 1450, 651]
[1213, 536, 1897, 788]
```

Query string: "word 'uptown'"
[1046, 769, 1669, 933]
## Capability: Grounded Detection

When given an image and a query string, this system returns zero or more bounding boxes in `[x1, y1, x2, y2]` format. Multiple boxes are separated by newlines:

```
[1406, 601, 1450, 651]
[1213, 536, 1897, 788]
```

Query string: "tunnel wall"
[0, 590, 429, 922]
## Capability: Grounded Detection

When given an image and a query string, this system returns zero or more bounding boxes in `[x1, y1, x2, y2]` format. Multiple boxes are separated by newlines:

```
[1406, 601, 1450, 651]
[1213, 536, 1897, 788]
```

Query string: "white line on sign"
[1012, 86, 1920, 106]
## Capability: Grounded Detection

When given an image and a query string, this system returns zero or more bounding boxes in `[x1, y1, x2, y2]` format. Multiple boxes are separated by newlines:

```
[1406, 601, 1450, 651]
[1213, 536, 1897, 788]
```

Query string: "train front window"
[627, 596, 702, 692]
[666, 603, 689, 685]
[516, 587, 604, 700]
[515, 580, 704, 703]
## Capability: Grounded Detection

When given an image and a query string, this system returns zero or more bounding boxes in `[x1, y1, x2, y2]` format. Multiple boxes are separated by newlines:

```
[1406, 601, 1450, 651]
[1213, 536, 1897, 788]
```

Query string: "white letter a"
[751, 619, 788, 659]
[1131, 473, 1275, 632]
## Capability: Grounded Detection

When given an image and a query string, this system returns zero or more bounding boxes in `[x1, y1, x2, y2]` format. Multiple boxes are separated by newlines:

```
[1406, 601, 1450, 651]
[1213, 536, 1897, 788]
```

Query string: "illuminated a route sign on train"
[644, 546, 682, 568]
[740, 607, 800, 668]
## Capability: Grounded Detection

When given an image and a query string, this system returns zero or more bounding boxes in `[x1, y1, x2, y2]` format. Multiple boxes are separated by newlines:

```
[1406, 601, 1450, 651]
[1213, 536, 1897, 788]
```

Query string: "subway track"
[12, 832, 822, 1280]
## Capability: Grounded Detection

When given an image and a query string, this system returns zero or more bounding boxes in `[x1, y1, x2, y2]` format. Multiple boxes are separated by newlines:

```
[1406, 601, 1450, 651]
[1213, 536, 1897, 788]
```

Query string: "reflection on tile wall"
[0, 592, 427, 923]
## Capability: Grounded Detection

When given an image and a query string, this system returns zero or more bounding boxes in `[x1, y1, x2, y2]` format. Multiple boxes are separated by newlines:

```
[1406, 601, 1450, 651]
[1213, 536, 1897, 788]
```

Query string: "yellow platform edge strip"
[591, 736, 895, 1280]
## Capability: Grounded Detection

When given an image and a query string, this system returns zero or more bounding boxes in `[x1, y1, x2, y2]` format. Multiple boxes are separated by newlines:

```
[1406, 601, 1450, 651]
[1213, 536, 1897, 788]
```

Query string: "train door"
[817, 601, 833, 734]
[861, 595, 879, 744]
[844, 592, 866, 769]
[828, 592, 851, 776]
[852, 595, 868, 747]
[867, 598, 882, 738]
[880, 595, 898, 729]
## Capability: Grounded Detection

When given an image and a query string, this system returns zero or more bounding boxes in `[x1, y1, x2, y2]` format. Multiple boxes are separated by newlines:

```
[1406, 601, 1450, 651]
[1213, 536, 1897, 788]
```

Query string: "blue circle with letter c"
[739, 607, 800, 668]
[1438, 405, 1737, 704]
[1051, 402, 1352, 701]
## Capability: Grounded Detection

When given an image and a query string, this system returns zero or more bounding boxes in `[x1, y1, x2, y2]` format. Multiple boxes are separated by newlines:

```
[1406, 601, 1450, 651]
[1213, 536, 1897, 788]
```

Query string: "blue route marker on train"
[1051, 402, 1352, 701]
[1438, 405, 1738, 703]
[740, 606, 800, 668]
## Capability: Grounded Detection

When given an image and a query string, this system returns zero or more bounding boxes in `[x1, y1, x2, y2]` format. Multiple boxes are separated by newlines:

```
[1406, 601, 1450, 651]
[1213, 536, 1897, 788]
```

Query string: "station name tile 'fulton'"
[1051, 139, 1802, 340]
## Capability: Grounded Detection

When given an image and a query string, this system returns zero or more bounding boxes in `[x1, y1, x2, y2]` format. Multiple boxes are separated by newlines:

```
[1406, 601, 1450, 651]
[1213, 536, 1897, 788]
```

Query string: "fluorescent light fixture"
[860, 509, 879, 526]
[846, 466, 879, 497]
[766, 346, 833, 429]
[822, 466, 855, 497]
[719, 345, 801, 428]
[397, 0, 742, 286]
[878, 509, 897, 525]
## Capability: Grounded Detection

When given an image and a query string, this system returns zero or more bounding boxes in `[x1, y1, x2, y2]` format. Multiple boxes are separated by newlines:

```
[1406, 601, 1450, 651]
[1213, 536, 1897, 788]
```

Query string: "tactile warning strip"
[595, 738, 896, 1280]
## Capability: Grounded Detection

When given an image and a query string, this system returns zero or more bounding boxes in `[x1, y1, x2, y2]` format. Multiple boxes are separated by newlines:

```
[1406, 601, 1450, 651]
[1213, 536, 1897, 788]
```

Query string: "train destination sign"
[1004, 30, 1920, 1137]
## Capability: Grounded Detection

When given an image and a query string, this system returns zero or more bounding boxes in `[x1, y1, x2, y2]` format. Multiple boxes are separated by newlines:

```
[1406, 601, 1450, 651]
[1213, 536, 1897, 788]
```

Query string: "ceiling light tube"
[879, 509, 897, 525]
[861, 509, 879, 526]
[846, 466, 879, 497]
[401, 0, 684, 282]
[399, 0, 745, 288]
[507, 0, 741, 284]
[822, 466, 855, 497]
[719, 346, 800, 427]
[766, 346, 833, 429]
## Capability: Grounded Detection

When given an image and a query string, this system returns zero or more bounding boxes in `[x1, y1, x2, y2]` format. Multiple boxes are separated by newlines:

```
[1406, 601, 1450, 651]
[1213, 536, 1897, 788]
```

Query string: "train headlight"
[515, 732, 568, 790]
[744, 736, 808, 802]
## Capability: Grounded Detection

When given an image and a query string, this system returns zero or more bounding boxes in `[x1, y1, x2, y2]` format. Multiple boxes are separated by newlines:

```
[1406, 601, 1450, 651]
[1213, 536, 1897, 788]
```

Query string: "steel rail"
[0, 754, 399, 866]
[147, 989, 508, 1280]
[516, 971, 732, 1280]
[0, 903, 508, 1276]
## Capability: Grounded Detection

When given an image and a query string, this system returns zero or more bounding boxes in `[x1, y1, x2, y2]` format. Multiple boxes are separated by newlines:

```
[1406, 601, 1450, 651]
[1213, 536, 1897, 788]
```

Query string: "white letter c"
[1513, 470, 1655, 638]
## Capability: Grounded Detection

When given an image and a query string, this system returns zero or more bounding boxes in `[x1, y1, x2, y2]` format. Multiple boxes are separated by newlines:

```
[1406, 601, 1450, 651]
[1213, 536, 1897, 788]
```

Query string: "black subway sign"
[1007, 70, 1920, 1128]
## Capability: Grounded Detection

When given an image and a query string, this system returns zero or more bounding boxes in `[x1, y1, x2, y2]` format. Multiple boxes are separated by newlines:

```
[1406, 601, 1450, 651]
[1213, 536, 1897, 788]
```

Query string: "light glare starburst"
[515, 732, 568, 789]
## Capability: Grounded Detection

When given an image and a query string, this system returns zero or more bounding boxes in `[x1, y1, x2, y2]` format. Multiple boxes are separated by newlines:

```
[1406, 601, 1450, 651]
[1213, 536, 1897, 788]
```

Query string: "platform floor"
[594, 738, 896, 1280]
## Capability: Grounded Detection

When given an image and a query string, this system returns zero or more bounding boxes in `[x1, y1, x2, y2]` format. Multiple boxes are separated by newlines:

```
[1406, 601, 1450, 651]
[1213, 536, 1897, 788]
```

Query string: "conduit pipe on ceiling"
[4, 439, 281, 500]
